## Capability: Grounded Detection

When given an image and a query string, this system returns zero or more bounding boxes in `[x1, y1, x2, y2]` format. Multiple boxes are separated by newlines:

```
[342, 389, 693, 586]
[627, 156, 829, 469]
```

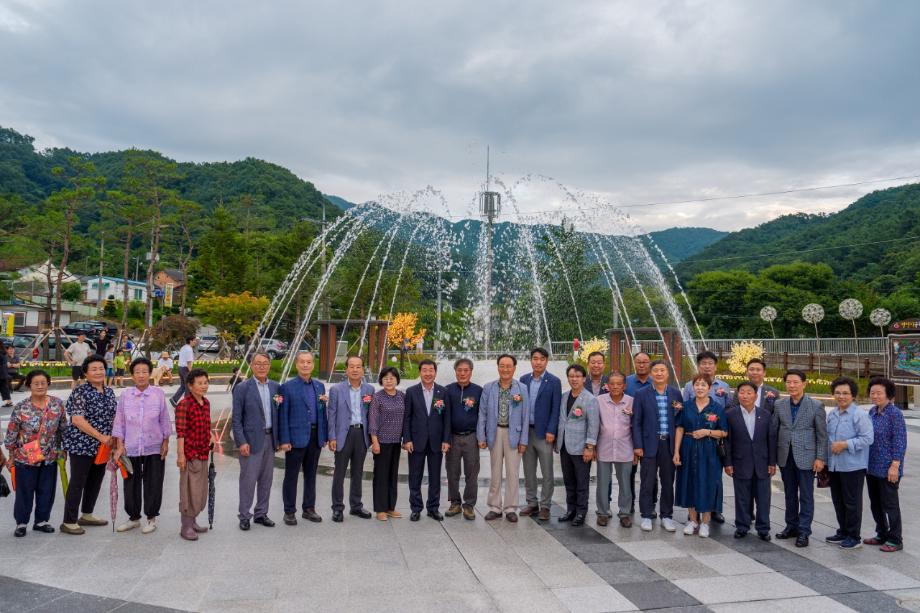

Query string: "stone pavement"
[2, 385, 920, 612]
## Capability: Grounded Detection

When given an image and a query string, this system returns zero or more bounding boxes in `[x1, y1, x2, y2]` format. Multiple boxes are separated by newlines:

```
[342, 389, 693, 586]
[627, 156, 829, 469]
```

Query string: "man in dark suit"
[403, 359, 450, 521]
[444, 359, 483, 520]
[519, 347, 562, 521]
[586, 351, 609, 397]
[739, 358, 780, 413]
[724, 381, 777, 540]
[277, 351, 327, 525]
[632, 360, 683, 532]
[232, 351, 280, 530]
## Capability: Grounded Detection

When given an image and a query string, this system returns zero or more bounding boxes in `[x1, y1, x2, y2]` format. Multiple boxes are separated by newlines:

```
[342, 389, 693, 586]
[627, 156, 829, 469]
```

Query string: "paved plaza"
[2, 385, 920, 612]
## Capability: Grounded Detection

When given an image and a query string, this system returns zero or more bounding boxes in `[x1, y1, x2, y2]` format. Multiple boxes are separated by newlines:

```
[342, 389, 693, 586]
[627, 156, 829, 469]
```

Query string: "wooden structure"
[316, 319, 390, 379]
[606, 327, 684, 383]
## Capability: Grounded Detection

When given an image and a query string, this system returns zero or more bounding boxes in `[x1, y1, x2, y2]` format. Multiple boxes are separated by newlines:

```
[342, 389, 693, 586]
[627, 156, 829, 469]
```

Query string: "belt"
[350, 424, 363, 429]
[658, 434, 669, 440]
[497, 424, 509, 428]
[453, 430, 474, 436]
[264, 428, 273, 435]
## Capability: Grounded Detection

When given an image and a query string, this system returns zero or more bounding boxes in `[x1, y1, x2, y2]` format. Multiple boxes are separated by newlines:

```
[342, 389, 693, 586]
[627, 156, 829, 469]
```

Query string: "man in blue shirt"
[444, 359, 484, 520]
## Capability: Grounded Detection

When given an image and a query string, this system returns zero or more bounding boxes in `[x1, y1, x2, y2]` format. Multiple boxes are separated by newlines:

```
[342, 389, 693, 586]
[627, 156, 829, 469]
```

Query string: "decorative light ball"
[839, 298, 863, 321]
[802, 303, 825, 325]
[870, 308, 891, 327]
[760, 306, 777, 322]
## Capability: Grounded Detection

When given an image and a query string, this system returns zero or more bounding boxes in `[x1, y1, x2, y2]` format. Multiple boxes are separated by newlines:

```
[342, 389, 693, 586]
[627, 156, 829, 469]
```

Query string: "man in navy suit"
[232, 351, 280, 530]
[403, 359, 450, 521]
[519, 347, 561, 521]
[730, 358, 781, 414]
[724, 381, 777, 540]
[632, 360, 682, 532]
[278, 352, 327, 526]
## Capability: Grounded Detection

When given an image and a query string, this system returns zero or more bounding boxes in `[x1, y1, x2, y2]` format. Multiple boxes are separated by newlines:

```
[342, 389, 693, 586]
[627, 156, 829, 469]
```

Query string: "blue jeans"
[780, 462, 815, 535]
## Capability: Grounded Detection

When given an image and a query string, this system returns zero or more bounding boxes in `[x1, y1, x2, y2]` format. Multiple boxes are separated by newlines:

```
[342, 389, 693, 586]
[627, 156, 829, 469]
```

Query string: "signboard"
[890, 319, 920, 331]
[153, 288, 165, 299]
[889, 334, 920, 385]
[3, 312, 13, 336]
[164, 284, 174, 308]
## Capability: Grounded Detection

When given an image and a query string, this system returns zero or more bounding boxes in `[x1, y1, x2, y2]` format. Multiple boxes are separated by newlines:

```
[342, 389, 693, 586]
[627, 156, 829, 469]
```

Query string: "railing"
[522, 337, 888, 358]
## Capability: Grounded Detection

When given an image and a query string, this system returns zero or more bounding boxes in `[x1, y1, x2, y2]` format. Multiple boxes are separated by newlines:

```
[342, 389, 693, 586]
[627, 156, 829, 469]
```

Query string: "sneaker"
[840, 537, 862, 550]
[116, 520, 140, 533]
[699, 523, 710, 538]
[141, 519, 157, 534]
[826, 533, 846, 544]
[640, 518, 653, 531]
[77, 514, 109, 527]
[683, 521, 698, 536]
[662, 518, 676, 532]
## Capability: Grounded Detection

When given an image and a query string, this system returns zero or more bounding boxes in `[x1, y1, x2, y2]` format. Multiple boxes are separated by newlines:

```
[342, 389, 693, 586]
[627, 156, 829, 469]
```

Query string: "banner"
[889, 334, 920, 385]
[164, 284, 174, 308]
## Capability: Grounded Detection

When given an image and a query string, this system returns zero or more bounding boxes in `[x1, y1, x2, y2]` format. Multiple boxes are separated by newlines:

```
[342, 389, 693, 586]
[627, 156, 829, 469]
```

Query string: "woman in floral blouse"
[61, 355, 118, 535]
[368, 367, 406, 521]
[4, 370, 67, 537]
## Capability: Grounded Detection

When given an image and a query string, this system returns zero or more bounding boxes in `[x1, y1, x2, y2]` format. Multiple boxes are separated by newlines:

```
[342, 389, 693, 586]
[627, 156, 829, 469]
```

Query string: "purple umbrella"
[107, 460, 118, 532]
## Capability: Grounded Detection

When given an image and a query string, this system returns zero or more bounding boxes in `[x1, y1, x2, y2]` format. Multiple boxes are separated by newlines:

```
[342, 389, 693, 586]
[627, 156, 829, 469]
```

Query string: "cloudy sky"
[2, 0, 919, 231]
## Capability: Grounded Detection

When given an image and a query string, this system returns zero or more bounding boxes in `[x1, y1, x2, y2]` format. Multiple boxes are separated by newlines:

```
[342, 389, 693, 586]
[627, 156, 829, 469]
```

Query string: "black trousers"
[331, 427, 368, 513]
[866, 474, 902, 545]
[0, 376, 10, 401]
[560, 451, 592, 516]
[373, 443, 401, 512]
[123, 454, 166, 520]
[408, 443, 443, 513]
[829, 469, 865, 539]
[13, 462, 57, 526]
[639, 437, 675, 520]
[627, 462, 657, 514]
[733, 475, 771, 534]
[283, 429, 323, 513]
[63, 454, 107, 524]
[170, 366, 190, 405]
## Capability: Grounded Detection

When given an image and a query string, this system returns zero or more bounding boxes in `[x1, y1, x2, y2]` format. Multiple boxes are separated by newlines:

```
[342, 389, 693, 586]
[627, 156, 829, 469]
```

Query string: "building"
[153, 268, 186, 306]
[1, 299, 95, 334]
[14, 260, 80, 296]
[83, 276, 148, 303]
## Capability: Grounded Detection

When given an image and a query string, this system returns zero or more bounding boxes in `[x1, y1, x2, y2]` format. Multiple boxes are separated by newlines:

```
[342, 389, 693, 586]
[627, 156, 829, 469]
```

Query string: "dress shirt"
[422, 384, 434, 415]
[255, 379, 272, 428]
[826, 403, 873, 473]
[596, 394, 633, 462]
[349, 384, 363, 425]
[112, 386, 171, 456]
[755, 386, 763, 409]
[528, 374, 542, 425]
[624, 375, 651, 397]
[740, 405, 757, 440]
[178, 344, 194, 368]
[590, 379, 605, 397]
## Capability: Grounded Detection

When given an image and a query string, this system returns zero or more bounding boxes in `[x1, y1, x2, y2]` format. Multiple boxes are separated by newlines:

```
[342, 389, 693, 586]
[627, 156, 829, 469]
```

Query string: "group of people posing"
[0, 345, 907, 555]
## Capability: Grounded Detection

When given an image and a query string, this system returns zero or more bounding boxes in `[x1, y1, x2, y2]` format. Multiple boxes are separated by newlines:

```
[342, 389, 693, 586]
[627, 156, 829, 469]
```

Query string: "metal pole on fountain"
[479, 146, 501, 357]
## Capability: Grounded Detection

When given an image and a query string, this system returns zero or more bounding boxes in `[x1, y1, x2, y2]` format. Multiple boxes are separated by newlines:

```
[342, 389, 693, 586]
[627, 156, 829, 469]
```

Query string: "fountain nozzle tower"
[479, 146, 501, 355]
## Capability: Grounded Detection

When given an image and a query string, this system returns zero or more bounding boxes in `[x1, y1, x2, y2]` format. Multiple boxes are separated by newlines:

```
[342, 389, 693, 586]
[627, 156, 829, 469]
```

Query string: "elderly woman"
[61, 354, 118, 535]
[825, 376, 874, 549]
[368, 366, 406, 521]
[865, 377, 906, 552]
[674, 374, 727, 538]
[112, 357, 171, 534]
[4, 370, 68, 537]
[175, 369, 213, 541]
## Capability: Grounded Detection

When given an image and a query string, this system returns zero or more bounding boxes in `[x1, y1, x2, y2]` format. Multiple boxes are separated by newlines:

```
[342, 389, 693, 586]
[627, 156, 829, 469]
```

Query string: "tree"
[148, 314, 199, 353]
[102, 189, 147, 337]
[191, 205, 248, 296]
[194, 291, 269, 356]
[163, 197, 203, 312]
[387, 312, 426, 372]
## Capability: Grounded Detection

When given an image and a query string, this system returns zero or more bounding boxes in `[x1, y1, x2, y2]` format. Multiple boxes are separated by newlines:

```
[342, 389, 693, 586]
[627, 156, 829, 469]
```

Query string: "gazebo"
[315, 319, 390, 380]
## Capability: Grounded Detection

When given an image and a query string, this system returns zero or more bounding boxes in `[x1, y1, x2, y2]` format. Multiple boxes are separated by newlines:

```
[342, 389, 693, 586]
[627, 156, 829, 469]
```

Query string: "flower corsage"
[433, 398, 445, 414]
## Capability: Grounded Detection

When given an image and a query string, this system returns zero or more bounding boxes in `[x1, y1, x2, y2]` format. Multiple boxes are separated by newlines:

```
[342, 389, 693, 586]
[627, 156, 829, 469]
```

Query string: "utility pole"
[435, 269, 442, 352]
[96, 238, 105, 314]
[479, 146, 501, 356]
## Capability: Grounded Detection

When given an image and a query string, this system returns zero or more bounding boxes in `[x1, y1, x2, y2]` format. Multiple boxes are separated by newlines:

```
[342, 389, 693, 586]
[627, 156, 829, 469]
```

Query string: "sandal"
[880, 542, 903, 553]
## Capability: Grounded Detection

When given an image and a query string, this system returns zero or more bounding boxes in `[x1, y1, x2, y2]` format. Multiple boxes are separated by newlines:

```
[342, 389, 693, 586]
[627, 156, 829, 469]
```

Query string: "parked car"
[198, 335, 222, 353]
[62, 320, 117, 339]
[235, 338, 290, 359]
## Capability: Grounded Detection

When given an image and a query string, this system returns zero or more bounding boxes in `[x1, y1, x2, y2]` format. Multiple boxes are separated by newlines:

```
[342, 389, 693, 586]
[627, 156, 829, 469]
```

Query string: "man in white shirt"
[170, 336, 198, 407]
[64, 333, 93, 389]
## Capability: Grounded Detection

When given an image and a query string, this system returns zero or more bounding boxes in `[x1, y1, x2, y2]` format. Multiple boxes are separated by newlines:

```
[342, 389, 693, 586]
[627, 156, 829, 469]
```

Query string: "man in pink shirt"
[595, 372, 636, 527]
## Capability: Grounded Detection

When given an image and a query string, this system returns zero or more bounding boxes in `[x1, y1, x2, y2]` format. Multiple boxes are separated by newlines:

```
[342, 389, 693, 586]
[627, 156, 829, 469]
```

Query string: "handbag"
[0, 473, 10, 498]
[715, 436, 726, 459]
[816, 466, 830, 488]
[22, 403, 52, 464]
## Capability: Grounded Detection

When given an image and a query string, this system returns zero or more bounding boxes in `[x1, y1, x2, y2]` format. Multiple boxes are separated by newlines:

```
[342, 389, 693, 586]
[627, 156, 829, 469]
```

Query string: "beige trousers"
[487, 428, 521, 513]
[179, 459, 208, 518]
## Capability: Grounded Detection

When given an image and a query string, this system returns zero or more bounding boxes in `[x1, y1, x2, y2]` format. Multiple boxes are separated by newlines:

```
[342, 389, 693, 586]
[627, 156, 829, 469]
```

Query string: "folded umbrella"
[107, 460, 118, 532]
[207, 447, 216, 529]
[57, 457, 69, 496]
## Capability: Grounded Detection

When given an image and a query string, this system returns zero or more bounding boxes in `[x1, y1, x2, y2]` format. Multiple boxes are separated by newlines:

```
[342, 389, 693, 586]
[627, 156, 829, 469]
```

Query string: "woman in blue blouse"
[865, 377, 906, 552]
[673, 374, 727, 538]
[368, 367, 406, 521]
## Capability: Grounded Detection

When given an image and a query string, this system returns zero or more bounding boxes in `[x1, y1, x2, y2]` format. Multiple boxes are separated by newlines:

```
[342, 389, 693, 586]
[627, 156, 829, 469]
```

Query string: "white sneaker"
[699, 523, 710, 538]
[116, 520, 140, 533]
[683, 521, 698, 535]
[141, 518, 157, 534]
[640, 518, 653, 531]
[662, 518, 676, 532]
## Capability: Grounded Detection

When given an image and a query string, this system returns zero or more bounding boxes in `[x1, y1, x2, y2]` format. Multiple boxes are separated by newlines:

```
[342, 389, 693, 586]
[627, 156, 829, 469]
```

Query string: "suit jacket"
[477, 379, 530, 449]
[327, 380, 376, 448]
[518, 370, 562, 438]
[556, 390, 600, 455]
[277, 376, 327, 448]
[402, 383, 450, 451]
[724, 406, 776, 479]
[631, 384, 683, 457]
[587, 374, 609, 397]
[231, 377, 280, 453]
[772, 394, 828, 469]
[730, 383, 780, 414]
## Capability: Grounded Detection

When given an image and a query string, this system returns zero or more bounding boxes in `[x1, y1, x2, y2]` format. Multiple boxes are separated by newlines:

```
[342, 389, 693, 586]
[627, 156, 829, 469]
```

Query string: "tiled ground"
[1, 384, 919, 612]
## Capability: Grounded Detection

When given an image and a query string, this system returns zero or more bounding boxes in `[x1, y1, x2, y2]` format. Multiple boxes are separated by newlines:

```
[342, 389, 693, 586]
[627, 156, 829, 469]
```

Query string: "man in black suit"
[724, 381, 777, 540]
[403, 359, 450, 521]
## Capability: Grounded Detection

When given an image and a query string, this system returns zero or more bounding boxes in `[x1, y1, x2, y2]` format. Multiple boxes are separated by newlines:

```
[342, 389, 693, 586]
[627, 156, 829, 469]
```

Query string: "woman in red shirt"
[175, 369, 213, 541]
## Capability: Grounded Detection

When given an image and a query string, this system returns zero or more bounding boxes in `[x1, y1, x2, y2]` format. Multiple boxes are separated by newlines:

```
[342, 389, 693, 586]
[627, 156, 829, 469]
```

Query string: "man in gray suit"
[232, 351, 280, 530]
[556, 364, 600, 526]
[327, 355, 376, 522]
[772, 369, 828, 547]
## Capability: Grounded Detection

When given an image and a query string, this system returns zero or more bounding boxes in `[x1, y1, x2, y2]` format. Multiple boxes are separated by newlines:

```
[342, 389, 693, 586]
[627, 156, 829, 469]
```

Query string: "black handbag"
[0, 473, 10, 498]
[715, 437, 726, 459]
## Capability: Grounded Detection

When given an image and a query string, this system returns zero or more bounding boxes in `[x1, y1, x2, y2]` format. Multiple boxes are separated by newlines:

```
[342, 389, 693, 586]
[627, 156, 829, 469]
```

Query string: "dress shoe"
[239, 518, 251, 531]
[284, 513, 298, 526]
[332, 511, 344, 523]
[350, 508, 372, 519]
[758, 532, 771, 541]
[619, 516, 632, 528]
[410, 512, 421, 522]
[32, 523, 55, 534]
[572, 515, 585, 527]
[254, 516, 275, 527]
[484, 511, 502, 521]
[59, 523, 85, 535]
[776, 528, 799, 540]
[14, 526, 26, 538]
[462, 506, 476, 520]
[537, 508, 550, 521]
[302, 508, 323, 522]
[427, 510, 444, 521]
[377, 512, 389, 521]
[734, 529, 748, 539]
[795, 535, 809, 548]
[386, 510, 402, 519]
[558, 511, 576, 523]
[77, 514, 108, 527]
[505, 512, 518, 523]
[445, 504, 463, 517]
[597, 515, 609, 527]
[519, 506, 538, 517]
[711, 512, 725, 524]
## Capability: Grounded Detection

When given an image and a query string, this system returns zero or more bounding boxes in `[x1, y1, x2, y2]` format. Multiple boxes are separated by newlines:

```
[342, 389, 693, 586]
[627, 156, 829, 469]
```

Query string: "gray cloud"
[1, 0, 918, 230]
